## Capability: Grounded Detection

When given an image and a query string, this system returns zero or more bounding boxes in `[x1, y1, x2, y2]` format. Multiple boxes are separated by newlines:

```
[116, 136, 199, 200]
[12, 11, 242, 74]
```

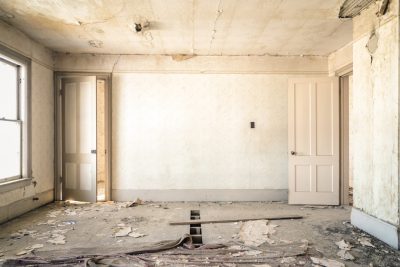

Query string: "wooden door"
[62, 77, 97, 202]
[288, 77, 339, 205]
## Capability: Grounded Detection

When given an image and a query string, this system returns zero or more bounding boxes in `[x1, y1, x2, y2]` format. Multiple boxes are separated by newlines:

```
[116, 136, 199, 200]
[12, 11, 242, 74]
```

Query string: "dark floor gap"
[190, 209, 203, 247]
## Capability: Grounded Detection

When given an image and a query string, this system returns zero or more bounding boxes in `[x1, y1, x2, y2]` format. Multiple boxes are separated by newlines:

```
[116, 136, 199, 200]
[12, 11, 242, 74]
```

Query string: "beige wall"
[0, 21, 54, 223]
[351, 1, 399, 225]
[55, 53, 328, 200]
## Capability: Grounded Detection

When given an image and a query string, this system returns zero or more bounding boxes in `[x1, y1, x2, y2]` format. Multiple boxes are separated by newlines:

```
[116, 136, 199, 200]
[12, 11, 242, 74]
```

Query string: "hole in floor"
[190, 210, 203, 247]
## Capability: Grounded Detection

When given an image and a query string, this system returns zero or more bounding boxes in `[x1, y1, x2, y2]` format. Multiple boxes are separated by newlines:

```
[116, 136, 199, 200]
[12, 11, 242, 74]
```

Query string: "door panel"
[289, 77, 339, 205]
[62, 77, 97, 202]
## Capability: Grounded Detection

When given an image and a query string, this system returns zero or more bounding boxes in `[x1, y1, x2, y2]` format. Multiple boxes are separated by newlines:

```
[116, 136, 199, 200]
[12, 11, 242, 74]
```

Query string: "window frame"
[0, 46, 31, 185]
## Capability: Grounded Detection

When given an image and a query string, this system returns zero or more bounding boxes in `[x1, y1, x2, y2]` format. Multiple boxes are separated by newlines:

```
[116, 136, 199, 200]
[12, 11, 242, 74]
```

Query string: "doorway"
[56, 74, 110, 202]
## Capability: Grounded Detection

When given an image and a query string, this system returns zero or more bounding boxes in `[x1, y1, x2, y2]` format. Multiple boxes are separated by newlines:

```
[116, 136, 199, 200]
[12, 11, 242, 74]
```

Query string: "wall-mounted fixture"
[250, 122, 255, 128]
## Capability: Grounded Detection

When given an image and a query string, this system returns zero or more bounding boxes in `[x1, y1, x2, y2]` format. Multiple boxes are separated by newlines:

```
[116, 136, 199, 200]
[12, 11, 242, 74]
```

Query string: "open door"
[288, 77, 339, 205]
[62, 76, 97, 202]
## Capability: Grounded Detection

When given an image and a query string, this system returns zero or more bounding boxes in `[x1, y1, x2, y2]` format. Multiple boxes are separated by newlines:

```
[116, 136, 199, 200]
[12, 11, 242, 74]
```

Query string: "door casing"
[55, 72, 111, 202]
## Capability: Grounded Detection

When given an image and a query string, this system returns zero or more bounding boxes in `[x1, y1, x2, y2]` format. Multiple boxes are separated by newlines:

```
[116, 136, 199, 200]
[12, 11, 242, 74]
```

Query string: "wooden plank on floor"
[169, 215, 303, 225]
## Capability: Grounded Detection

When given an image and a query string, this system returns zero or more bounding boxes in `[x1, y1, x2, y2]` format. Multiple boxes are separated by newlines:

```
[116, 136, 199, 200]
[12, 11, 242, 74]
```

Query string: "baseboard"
[112, 189, 288, 202]
[0, 189, 54, 224]
[351, 207, 400, 249]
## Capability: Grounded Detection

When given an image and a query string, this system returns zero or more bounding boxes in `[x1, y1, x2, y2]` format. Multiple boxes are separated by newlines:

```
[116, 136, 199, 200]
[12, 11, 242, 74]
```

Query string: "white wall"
[0, 21, 54, 223]
[112, 73, 288, 190]
[351, 1, 399, 225]
[55, 53, 328, 201]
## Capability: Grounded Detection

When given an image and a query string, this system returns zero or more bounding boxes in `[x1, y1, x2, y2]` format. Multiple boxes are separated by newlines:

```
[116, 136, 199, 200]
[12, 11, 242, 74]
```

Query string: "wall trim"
[0, 189, 53, 224]
[54, 54, 328, 75]
[351, 208, 400, 249]
[112, 189, 288, 202]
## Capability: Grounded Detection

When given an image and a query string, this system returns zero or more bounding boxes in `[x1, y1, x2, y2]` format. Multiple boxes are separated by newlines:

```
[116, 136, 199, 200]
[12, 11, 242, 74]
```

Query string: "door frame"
[54, 72, 112, 202]
[339, 70, 353, 205]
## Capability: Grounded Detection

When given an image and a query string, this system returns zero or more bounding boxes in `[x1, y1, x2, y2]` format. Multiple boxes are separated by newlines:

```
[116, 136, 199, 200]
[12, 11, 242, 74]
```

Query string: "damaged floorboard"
[0, 201, 400, 266]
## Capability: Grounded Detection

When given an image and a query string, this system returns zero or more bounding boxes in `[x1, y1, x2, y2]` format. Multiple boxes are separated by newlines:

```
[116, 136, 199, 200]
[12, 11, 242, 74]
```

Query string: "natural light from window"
[0, 59, 21, 181]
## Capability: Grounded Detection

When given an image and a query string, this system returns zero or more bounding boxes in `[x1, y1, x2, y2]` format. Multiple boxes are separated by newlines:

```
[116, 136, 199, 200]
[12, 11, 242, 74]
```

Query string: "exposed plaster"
[366, 31, 379, 63]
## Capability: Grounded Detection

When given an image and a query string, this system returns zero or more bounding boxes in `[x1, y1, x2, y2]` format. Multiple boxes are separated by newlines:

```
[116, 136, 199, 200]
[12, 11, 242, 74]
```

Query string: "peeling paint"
[366, 31, 379, 63]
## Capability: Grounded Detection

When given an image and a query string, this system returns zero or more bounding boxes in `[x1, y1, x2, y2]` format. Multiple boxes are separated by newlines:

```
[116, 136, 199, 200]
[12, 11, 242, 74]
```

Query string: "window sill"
[0, 178, 32, 193]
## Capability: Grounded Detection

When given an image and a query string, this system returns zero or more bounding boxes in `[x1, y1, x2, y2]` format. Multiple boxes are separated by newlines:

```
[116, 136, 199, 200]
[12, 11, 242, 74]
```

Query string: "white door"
[62, 77, 97, 202]
[288, 77, 339, 205]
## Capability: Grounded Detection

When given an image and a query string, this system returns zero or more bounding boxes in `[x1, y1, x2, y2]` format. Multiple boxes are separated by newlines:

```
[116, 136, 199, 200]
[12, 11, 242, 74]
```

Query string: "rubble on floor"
[0, 201, 399, 266]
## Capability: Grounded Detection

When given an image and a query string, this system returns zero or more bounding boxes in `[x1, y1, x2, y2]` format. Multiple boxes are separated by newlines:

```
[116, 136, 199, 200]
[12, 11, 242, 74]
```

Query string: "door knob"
[91, 149, 97, 154]
[290, 151, 297, 155]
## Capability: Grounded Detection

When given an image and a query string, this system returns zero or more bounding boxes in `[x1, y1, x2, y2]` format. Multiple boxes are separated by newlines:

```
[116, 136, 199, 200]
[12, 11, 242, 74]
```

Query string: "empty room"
[0, 0, 399, 266]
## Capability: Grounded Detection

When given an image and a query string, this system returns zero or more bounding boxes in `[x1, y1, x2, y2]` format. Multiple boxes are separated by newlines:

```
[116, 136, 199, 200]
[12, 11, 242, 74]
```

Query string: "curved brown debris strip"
[2, 234, 310, 266]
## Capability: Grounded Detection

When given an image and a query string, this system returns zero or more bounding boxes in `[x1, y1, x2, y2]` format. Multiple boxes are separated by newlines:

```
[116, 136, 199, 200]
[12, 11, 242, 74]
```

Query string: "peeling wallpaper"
[351, 16, 399, 225]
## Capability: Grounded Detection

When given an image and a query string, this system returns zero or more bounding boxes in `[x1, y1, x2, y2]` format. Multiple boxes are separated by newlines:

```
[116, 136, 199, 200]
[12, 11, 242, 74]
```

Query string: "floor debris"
[358, 236, 375, 247]
[115, 226, 132, 237]
[280, 256, 296, 263]
[239, 220, 277, 246]
[311, 256, 345, 267]
[1, 201, 399, 266]
[128, 229, 146, 238]
[128, 198, 143, 207]
[335, 239, 352, 250]
[337, 249, 355, 260]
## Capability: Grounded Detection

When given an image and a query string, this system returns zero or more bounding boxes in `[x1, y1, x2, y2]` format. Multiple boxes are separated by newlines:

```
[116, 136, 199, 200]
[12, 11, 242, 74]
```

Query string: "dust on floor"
[0, 201, 399, 266]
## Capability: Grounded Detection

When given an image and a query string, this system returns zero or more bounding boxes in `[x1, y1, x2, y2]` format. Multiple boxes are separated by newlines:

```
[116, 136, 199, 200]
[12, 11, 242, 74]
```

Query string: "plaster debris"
[47, 234, 66, 245]
[358, 237, 375, 247]
[64, 209, 77, 216]
[27, 244, 44, 250]
[47, 210, 62, 218]
[280, 257, 296, 264]
[244, 250, 262, 256]
[239, 220, 277, 246]
[128, 229, 146, 238]
[128, 198, 143, 207]
[310, 257, 345, 267]
[38, 219, 56, 225]
[335, 240, 352, 250]
[10, 229, 37, 239]
[16, 250, 30, 256]
[337, 249, 355, 260]
[115, 226, 132, 237]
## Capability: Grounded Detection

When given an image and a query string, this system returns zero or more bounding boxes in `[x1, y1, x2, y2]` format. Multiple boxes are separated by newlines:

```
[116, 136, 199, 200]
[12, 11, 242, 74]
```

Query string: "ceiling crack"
[208, 0, 223, 55]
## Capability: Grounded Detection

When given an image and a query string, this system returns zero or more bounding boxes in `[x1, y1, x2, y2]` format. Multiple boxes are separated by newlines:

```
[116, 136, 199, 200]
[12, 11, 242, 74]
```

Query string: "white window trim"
[0, 46, 32, 189]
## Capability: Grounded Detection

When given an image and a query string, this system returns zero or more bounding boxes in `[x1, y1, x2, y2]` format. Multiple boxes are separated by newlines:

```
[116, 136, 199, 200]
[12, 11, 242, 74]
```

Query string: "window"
[0, 55, 27, 183]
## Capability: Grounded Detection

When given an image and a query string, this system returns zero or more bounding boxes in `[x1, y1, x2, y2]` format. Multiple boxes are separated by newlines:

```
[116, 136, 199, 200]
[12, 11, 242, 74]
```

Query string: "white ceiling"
[0, 0, 352, 56]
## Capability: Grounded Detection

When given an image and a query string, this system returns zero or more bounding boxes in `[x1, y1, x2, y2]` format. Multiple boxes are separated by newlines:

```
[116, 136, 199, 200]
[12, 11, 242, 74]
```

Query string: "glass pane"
[0, 120, 21, 180]
[0, 60, 18, 119]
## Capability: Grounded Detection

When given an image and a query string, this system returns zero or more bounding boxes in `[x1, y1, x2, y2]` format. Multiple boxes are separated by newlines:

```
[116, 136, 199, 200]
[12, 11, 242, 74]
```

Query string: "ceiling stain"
[0, 0, 352, 56]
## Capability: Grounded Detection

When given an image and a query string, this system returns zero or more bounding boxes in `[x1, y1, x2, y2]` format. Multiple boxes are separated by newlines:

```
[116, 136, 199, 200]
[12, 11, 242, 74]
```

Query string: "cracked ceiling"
[0, 0, 352, 56]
